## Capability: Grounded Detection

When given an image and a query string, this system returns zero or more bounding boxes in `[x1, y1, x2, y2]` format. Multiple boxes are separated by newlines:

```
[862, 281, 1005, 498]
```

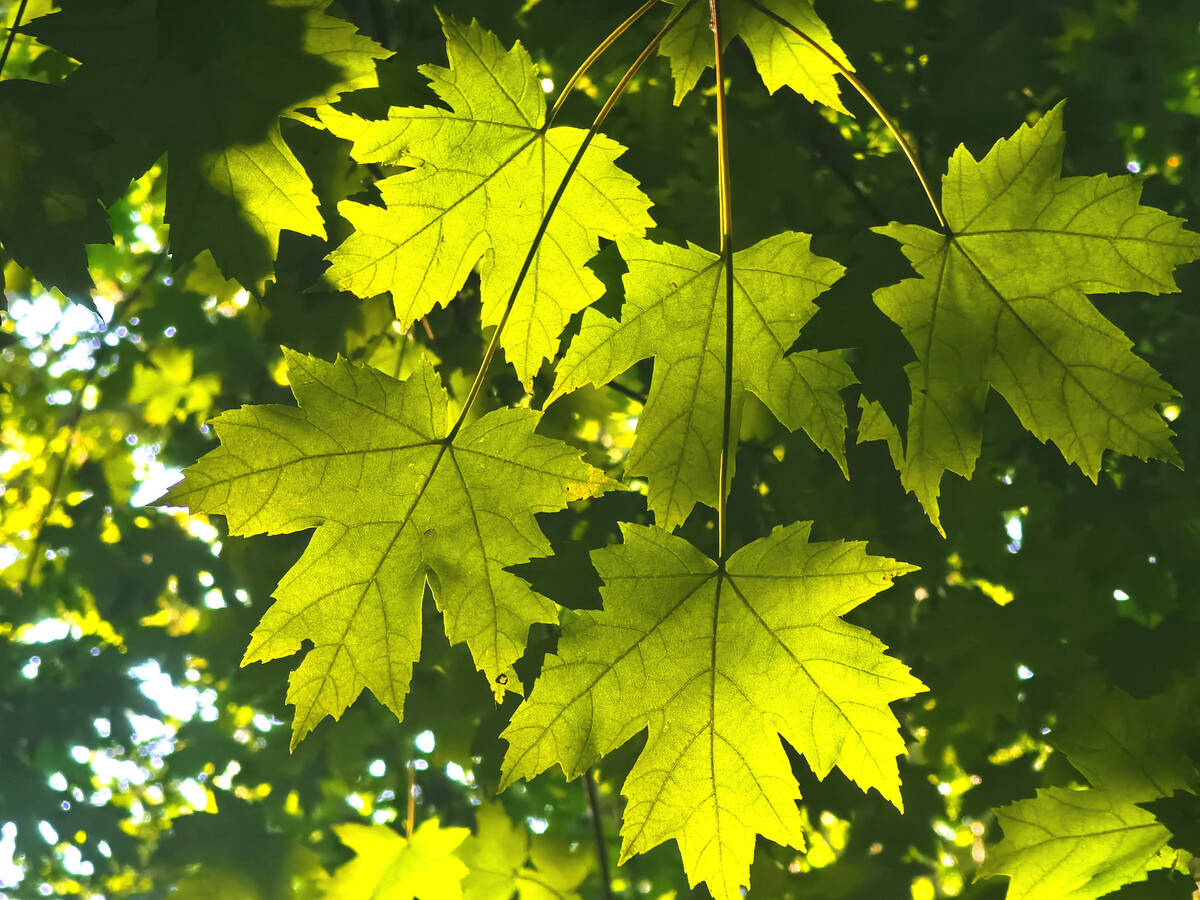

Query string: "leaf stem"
[742, 0, 946, 229]
[447, 0, 701, 440]
[547, 0, 660, 127]
[583, 769, 614, 900]
[710, 0, 736, 563]
[0, 0, 29, 79]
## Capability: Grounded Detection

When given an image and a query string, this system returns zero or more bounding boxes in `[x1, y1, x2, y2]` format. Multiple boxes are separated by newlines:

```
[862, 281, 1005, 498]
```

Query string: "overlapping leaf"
[30, 0, 388, 290]
[457, 803, 591, 900]
[322, 16, 654, 385]
[0, 81, 113, 305]
[163, 350, 611, 746]
[328, 819, 470, 900]
[550, 234, 853, 530]
[1052, 682, 1198, 800]
[659, 0, 852, 110]
[979, 787, 1171, 900]
[500, 522, 923, 899]
[864, 103, 1200, 531]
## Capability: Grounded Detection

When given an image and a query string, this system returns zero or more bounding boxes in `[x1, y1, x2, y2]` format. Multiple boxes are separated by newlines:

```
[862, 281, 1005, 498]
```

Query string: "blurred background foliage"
[1, 0, 1200, 897]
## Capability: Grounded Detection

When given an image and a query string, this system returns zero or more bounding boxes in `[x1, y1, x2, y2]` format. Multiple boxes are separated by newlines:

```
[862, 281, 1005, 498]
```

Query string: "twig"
[743, 0, 945, 229]
[710, 0, 736, 563]
[0, 0, 29, 79]
[406, 761, 416, 839]
[582, 769, 614, 900]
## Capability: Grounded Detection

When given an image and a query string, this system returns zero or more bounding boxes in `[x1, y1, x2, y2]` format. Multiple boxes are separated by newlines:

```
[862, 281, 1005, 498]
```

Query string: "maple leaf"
[321, 15, 654, 386]
[163, 350, 612, 746]
[659, 0, 852, 110]
[31, 0, 388, 291]
[0, 81, 113, 305]
[129, 346, 220, 426]
[1052, 682, 1198, 801]
[500, 522, 923, 899]
[550, 234, 853, 531]
[864, 103, 1200, 531]
[327, 819, 470, 900]
[457, 803, 591, 900]
[978, 787, 1171, 900]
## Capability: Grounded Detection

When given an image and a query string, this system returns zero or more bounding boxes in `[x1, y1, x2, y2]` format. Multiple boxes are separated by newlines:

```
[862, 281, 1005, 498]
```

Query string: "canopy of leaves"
[4, 0, 1200, 898]
[501, 522, 923, 898]
[164, 350, 611, 745]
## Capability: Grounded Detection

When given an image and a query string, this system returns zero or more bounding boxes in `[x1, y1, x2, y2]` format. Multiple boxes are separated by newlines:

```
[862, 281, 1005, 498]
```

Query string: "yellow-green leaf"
[978, 787, 1171, 900]
[456, 803, 590, 900]
[867, 103, 1200, 531]
[328, 819, 470, 900]
[323, 16, 654, 385]
[659, 0, 852, 111]
[551, 234, 852, 531]
[163, 350, 612, 747]
[501, 522, 922, 899]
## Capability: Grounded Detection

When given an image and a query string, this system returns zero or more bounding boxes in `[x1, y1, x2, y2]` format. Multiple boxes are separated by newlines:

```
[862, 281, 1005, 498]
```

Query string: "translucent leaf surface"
[979, 787, 1171, 900]
[866, 103, 1200, 531]
[551, 234, 852, 530]
[323, 16, 654, 385]
[501, 522, 922, 899]
[328, 819, 470, 900]
[659, 0, 852, 110]
[163, 350, 612, 746]
[456, 803, 590, 900]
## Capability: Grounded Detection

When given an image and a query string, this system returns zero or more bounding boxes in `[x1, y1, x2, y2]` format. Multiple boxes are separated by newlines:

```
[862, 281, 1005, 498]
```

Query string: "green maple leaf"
[163, 350, 612, 746]
[659, 0, 852, 110]
[864, 103, 1200, 531]
[32, 0, 388, 291]
[457, 803, 590, 900]
[500, 522, 923, 899]
[550, 234, 853, 531]
[327, 819, 470, 900]
[321, 16, 655, 386]
[1053, 682, 1198, 801]
[129, 346, 220, 426]
[978, 787, 1171, 900]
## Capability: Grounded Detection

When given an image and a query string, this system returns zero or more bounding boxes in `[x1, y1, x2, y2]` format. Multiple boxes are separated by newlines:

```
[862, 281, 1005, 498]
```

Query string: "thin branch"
[606, 379, 647, 405]
[582, 769, 614, 900]
[548, 0, 660, 126]
[447, 0, 701, 439]
[405, 763, 415, 844]
[710, 0, 736, 563]
[18, 253, 168, 591]
[742, 0, 946, 229]
[0, 0, 29, 79]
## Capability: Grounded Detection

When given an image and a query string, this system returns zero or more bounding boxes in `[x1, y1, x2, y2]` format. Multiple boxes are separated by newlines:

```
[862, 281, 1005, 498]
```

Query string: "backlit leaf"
[979, 787, 1171, 900]
[328, 819, 470, 900]
[322, 16, 654, 385]
[659, 0, 852, 111]
[866, 103, 1200, 531]
[163, 350, 612, 747]
[551, 234, 852, 531]
[501, 522, 922, 899]
[456, 803, 591, 900]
